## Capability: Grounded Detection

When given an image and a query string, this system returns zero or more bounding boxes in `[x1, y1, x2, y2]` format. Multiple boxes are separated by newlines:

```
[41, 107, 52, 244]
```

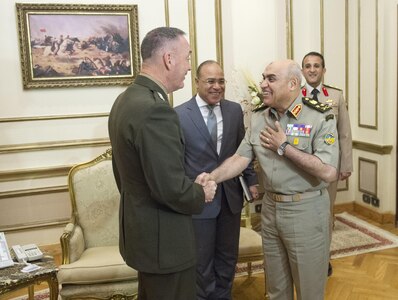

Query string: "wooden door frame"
[396, 5, 398, 228]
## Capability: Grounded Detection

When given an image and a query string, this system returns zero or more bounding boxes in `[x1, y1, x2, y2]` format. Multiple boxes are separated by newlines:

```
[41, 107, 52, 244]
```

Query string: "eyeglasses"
[198, 78, 227, 86]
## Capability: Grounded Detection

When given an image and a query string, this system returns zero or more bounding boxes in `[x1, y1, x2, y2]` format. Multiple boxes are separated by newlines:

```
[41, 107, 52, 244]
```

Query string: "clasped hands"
[260, 121, 286, 152]
[196, 173, 260, 201]
[195, 173, 216, 203]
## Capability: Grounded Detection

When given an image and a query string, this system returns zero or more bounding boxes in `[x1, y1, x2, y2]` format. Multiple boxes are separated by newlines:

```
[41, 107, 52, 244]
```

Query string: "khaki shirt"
[237, 96, 339, 194]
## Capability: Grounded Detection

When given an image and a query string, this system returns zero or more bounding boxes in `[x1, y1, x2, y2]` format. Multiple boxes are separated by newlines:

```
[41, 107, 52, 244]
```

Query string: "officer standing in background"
[302, 51, 353, 276]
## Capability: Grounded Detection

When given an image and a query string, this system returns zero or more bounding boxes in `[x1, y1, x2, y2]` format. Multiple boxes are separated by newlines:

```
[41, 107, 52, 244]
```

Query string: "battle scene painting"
[16, 4, 140, 89]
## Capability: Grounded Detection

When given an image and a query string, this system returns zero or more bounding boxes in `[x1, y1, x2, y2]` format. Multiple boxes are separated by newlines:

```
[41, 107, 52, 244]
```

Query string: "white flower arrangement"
[244, 72, 265, 112]
[249, 85, 262, 106]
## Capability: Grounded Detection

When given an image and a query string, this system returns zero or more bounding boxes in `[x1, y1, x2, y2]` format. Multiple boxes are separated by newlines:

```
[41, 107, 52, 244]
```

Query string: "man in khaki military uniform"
[302, 51, 353, 276]
[198, 59, 339, 300]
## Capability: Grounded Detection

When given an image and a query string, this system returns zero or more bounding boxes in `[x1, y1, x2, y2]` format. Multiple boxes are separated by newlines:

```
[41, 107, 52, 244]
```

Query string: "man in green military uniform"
[302, 51, 353, 276]
[198, 59, 339, 300]
[109, 27, 217, 300]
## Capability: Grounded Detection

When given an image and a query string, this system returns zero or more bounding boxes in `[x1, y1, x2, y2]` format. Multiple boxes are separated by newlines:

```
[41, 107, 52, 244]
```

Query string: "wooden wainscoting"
[334, 201, 395, 224]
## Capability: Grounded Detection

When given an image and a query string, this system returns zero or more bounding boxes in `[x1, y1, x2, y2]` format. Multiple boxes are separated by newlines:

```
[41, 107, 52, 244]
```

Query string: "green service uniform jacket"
[108, 75, 205, 274]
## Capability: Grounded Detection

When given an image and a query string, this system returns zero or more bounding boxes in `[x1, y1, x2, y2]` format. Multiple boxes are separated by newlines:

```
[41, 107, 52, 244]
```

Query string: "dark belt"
[267, 189, 323, 202]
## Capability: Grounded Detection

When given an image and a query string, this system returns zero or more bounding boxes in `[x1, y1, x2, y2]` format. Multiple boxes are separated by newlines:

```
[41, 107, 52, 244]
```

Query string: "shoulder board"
[323, 83, 342, 91]
[252, 103, 268, 112]
[302, 97, 332, 113]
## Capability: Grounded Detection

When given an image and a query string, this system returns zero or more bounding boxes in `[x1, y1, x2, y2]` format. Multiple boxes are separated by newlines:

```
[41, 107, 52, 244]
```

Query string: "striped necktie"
[206, 105, 217, 147]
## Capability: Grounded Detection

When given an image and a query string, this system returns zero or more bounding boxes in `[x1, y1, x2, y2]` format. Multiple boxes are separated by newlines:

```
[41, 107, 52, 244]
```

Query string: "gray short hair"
[287, 61, 302, 86]
[141, 27, 186, 61]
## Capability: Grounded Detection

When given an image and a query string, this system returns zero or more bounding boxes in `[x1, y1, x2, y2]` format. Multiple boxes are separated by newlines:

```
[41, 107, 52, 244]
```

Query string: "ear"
[162, 52, 172, 70]
[289, 78, 299, 90]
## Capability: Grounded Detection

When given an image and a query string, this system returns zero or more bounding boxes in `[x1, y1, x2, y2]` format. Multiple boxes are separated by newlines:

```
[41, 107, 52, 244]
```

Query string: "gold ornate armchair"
[57, 149, 138, 300]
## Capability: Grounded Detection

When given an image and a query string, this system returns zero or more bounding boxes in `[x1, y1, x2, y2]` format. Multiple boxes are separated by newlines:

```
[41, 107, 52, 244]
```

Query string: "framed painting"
[16, 3, 140, 89]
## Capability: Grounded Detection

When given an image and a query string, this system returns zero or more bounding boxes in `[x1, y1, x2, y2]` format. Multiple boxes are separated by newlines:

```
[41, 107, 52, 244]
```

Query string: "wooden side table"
[0, 256, 58, 299]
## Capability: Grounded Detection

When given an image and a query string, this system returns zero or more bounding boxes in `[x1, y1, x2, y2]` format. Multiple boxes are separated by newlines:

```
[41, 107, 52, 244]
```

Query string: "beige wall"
[0, 0, 396, 246]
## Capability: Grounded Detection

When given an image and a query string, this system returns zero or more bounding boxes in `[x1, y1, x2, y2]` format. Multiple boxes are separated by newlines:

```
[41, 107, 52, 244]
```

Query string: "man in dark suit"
[108, 27, 217, 300]
[175, 60, 258, 299]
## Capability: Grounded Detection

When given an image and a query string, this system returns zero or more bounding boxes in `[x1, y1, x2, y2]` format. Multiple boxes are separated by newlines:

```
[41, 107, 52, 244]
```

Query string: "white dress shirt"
[196, 95, 223, 154]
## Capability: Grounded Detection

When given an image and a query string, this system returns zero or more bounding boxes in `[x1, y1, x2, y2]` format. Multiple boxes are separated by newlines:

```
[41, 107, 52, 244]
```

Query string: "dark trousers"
[193, 193, 241, 300]
[138, 265, 196, 300]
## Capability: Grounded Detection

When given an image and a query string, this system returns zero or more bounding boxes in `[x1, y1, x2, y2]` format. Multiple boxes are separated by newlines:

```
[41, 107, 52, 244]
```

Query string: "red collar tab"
[301, 88, 307, 97]
[291, 104, 302, 119]
[322, 87, 329, 96]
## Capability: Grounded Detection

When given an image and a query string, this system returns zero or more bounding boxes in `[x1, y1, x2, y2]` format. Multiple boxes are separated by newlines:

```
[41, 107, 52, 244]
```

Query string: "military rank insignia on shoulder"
[323, 83, 342, 91]
[252, 103, 268, 112]
[302, 97, 332, 113]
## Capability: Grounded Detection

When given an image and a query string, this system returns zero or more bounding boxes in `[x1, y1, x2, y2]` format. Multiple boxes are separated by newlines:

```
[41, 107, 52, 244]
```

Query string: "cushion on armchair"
[58, 246, 137, 284]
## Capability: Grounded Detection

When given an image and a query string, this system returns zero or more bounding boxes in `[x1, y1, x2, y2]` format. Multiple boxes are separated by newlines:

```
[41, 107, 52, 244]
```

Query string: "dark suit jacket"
[108, 75, 205, 274]
[175, 97, 257, 218]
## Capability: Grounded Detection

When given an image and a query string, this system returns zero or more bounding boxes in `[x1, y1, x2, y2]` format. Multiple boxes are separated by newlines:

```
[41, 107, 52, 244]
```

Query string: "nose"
[213, 82, 223, 89]
[260, 79, 268, 89]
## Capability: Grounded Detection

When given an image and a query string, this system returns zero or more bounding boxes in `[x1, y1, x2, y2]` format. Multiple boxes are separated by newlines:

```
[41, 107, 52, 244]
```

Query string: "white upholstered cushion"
[58, 246, 137, 284]
[239, 227, 263, 257]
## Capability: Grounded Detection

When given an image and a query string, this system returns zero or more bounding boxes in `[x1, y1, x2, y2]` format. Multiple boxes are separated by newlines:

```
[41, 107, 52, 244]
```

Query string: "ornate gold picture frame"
[16, 3, 140, 89]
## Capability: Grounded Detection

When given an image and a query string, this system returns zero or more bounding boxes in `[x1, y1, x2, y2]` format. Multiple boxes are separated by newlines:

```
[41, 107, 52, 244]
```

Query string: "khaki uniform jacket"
[238, 95, 339, 194]
[108, 75, 205, 274]
[303, 84, 353, 173]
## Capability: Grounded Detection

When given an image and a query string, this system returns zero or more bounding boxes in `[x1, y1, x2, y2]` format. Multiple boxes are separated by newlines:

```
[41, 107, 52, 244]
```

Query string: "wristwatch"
[277, 141, 290, 156]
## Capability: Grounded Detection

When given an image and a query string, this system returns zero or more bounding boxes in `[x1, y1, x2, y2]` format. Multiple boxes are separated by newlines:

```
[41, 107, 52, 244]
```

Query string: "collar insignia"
[157, 92, 166, 101]
[322, 86, 329, 96]
[291, 104, 302, 119]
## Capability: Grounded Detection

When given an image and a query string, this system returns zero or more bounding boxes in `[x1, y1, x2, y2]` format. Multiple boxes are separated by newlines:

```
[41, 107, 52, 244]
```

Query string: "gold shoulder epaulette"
[302, 97, 332, 113]
[252, 103, 268, 112]
[323, 83, 342, 91]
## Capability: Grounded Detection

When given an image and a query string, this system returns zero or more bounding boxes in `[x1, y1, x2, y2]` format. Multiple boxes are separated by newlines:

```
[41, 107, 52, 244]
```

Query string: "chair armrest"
[60, 222, 86, 264]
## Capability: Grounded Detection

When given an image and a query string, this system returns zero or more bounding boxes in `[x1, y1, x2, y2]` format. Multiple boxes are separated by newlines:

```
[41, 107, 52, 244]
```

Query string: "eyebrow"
[263, 73, 276, 79]
[304, 62, 321, 66]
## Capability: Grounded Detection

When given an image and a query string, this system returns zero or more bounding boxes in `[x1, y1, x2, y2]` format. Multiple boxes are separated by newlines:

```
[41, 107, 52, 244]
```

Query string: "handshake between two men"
[194, 153, 254, 203]
[195, 173, 217, 203]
